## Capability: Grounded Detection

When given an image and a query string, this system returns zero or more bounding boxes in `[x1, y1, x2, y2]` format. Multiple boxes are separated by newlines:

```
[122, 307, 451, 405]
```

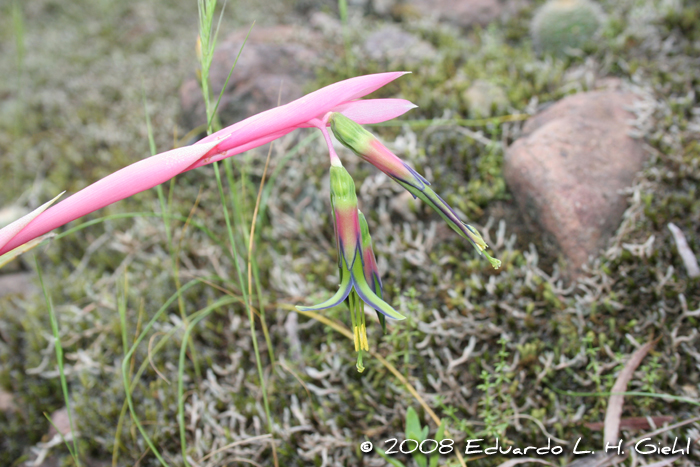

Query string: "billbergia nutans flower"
[296, 164, 405, 371]
[329, 112, 502, 269]
[0, 70, 500, 373]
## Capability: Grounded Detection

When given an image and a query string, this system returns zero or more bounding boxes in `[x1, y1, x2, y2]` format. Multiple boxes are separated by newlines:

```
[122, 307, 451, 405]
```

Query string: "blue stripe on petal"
[352, 260, 405, 320]
[296, 275, 353, 311]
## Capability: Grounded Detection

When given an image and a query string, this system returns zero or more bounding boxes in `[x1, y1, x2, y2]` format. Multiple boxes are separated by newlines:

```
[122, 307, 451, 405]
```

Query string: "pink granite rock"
[504, 90, 646, 274]
[179, 25, 323, 130]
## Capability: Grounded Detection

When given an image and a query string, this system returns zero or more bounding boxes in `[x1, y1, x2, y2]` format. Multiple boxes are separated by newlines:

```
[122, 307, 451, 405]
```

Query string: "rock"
[504, 90, 645, 275]
[0, 389, 15, 413]
[403, 0, 502, 28]
[362, 24, 436, 66]
[0, 272, 37, 297]
[47, 407, 72, 437]
[531, 0, 604, 57]
[179, 26, 323, 130]
[372, 0, 399, 16]
[463, 80, 509, 118]
[309, 11, 343, 36]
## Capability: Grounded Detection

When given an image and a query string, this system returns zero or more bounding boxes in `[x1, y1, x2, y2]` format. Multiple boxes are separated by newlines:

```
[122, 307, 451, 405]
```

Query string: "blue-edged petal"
[296, 272, 353, 311]
[351, 258, 405, 320]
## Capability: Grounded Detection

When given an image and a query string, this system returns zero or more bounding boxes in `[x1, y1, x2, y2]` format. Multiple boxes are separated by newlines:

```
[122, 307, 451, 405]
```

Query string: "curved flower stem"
[313, 116, 343, 167]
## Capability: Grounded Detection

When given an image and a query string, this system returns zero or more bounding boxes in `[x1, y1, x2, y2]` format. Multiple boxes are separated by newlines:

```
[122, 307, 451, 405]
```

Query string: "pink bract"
[0, 72, 413, 256]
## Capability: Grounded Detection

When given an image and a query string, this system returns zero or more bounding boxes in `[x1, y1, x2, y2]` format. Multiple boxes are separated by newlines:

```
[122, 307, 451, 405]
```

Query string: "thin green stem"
[120, 279, 235, 467]
[119, 278, 170, 467]
[36, 258, 81, 466]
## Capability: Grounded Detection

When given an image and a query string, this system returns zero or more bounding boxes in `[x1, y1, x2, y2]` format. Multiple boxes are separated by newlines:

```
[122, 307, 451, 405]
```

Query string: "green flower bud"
[329, 165, 358, 204]
[329, 113, 374, 155]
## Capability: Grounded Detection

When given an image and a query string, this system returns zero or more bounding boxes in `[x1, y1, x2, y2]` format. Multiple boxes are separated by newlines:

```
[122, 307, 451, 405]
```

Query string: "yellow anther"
[360, 323, 369, 351]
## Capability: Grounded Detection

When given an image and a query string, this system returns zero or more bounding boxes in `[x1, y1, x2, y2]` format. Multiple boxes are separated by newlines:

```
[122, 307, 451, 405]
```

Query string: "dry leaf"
[668, 223, 700, 277]
[604, 339, 656, 447]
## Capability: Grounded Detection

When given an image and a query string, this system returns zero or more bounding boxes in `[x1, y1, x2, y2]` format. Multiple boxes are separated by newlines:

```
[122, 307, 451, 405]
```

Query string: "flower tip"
[483, 250, 502, 270]
[463, 222, 489, 251]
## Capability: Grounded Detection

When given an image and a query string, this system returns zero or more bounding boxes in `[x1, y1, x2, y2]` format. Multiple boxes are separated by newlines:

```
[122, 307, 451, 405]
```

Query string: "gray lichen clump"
[531, 0, 604, 56]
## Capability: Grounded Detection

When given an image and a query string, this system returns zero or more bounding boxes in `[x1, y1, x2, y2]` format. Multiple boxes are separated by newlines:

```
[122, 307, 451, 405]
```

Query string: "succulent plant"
[531, 0, 604, 56]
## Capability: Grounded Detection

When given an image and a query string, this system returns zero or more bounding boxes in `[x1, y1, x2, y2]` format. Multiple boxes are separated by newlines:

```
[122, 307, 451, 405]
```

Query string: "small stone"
[463, 80, 509, 118]
[504, 89, 646, 275]
[0, 272, 37, 298]
[372, 0, 399, 16]
[362, 24, 436, 66]
[309, 11, 342, 36]
[403, 0, 502, 28]
[47, 407, 72, 437]
[179, 25, 323, 130]
[0, 389, 15, 412]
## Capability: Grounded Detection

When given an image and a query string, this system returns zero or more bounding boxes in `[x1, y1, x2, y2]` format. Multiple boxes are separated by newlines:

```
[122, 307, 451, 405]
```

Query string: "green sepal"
[376, 309, 387, 334]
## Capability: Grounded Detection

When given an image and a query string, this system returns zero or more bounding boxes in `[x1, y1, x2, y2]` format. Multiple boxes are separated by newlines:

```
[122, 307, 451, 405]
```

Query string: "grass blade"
[36, 257, 81, 466]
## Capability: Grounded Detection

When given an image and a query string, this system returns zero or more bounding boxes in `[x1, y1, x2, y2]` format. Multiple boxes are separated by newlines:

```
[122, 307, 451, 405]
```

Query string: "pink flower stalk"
[0, 72, 414, 257]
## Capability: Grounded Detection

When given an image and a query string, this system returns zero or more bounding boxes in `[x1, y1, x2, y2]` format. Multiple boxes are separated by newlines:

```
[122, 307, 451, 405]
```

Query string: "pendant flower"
[296, 164, 404, 321]
[296, 164, 405, 371]
[329, 112, 501, 269]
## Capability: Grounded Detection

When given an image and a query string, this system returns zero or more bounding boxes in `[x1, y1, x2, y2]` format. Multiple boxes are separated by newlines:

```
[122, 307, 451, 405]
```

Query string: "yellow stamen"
[360, 323, 369, 351]
[353, 326, 360, 352]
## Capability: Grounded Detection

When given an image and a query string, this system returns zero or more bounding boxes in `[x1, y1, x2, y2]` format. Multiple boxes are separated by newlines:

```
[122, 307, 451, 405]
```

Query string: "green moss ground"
[0, 0, 699, 466]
